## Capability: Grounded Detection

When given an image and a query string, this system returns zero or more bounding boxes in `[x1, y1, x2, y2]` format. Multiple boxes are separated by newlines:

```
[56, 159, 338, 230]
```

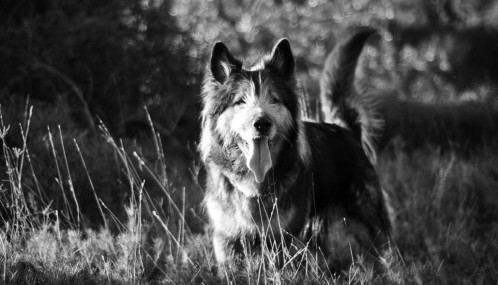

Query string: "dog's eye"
[269, 97, 280, 104]
[234, 99, 245, 106]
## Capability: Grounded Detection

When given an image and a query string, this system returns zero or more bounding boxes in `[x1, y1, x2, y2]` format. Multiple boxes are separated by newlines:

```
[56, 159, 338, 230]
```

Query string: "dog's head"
[200, 39, 303, 188]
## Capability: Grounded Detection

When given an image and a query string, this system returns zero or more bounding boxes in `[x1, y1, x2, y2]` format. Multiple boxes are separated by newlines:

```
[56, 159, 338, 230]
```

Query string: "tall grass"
[1, 104, 498, 284]
[0, 106, 208, 284]
[378, 143, 498, 284]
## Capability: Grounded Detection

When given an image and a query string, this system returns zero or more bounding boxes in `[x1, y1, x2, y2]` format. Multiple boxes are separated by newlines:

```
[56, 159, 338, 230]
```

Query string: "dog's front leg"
[212, 232, 245, 278]
[212, 232, 229, 266]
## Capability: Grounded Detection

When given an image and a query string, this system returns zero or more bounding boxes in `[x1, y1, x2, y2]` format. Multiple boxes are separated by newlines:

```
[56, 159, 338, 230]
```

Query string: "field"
[1, 99, 498, 284]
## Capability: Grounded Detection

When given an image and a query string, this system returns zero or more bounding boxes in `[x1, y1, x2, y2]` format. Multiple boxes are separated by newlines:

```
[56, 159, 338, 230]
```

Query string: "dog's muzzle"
[241, 116, 273, 184]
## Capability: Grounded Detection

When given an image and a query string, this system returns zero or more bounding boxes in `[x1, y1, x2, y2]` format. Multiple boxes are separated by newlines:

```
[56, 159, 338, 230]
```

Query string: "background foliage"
[2, 0, 498, 145]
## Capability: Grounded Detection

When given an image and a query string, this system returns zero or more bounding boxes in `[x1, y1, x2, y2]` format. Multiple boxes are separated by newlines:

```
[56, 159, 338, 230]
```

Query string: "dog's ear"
[210, 42, 241, 84]
[268, 39, 295, 79]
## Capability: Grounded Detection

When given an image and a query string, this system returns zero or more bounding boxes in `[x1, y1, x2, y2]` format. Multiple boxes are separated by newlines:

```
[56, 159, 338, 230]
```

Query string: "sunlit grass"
[0, 105, 497, 284]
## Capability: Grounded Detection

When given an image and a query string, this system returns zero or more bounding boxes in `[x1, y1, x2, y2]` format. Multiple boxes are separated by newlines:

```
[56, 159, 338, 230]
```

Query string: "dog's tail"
[320, 28, 382, 164]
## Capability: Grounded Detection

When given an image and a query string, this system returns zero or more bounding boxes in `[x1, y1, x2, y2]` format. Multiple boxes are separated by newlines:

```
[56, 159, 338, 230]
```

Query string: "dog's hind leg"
[341, 176, 394, 275]
[320, 215, 388, 274]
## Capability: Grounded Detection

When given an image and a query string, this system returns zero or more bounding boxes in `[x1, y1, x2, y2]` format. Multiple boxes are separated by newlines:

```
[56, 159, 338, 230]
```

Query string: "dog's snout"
[253, 117, 271, 133]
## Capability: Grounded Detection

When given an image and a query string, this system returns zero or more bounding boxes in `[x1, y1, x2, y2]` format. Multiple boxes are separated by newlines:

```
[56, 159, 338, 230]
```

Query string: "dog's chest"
[205, 193, 297, 238]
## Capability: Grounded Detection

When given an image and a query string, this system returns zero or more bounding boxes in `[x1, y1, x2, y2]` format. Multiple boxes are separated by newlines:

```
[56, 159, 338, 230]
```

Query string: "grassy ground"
[1, 106, 498, 284]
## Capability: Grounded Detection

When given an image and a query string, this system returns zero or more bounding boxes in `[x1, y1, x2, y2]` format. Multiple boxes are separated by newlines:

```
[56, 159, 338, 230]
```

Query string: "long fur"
[200, 29, 392, 275]
[320, 28, 383, 163]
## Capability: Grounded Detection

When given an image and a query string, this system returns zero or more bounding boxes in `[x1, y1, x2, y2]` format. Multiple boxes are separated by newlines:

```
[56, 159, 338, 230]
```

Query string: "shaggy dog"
[199, 29, 392, 274]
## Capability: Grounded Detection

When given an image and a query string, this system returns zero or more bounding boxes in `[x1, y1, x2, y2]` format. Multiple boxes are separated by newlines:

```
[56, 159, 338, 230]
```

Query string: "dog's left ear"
[268, 39, 295, 79]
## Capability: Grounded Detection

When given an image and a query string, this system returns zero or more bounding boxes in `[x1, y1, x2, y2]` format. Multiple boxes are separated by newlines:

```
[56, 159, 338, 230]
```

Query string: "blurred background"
[1, 0, 498, 231]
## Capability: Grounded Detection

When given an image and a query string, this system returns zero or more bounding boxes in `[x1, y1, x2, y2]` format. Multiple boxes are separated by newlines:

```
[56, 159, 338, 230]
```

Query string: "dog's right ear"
[210, 42, 241, 84]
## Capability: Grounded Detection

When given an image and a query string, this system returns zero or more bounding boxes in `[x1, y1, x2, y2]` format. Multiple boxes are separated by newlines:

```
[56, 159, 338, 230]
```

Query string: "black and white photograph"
[1, 0, 497, 284]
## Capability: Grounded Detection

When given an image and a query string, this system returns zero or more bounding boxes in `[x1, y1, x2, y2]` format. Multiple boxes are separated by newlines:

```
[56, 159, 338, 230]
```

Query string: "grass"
[379, 145, 498, 284]
[1, 103, 498, 284]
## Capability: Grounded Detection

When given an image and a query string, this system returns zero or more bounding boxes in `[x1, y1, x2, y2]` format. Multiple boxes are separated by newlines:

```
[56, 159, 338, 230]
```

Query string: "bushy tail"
[319, 28, 382, 163]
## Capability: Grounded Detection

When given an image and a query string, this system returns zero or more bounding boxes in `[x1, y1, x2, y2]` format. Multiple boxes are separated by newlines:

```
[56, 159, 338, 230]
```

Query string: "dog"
[199, 29, 392, 275]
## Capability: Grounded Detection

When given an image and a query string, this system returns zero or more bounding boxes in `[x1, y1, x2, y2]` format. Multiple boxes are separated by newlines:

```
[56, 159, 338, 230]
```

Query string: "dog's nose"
[253, 117, 271, 133]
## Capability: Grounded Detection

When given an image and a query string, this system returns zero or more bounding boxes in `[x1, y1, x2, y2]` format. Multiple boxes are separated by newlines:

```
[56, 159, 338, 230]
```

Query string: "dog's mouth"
[240, 136, 272, 183]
